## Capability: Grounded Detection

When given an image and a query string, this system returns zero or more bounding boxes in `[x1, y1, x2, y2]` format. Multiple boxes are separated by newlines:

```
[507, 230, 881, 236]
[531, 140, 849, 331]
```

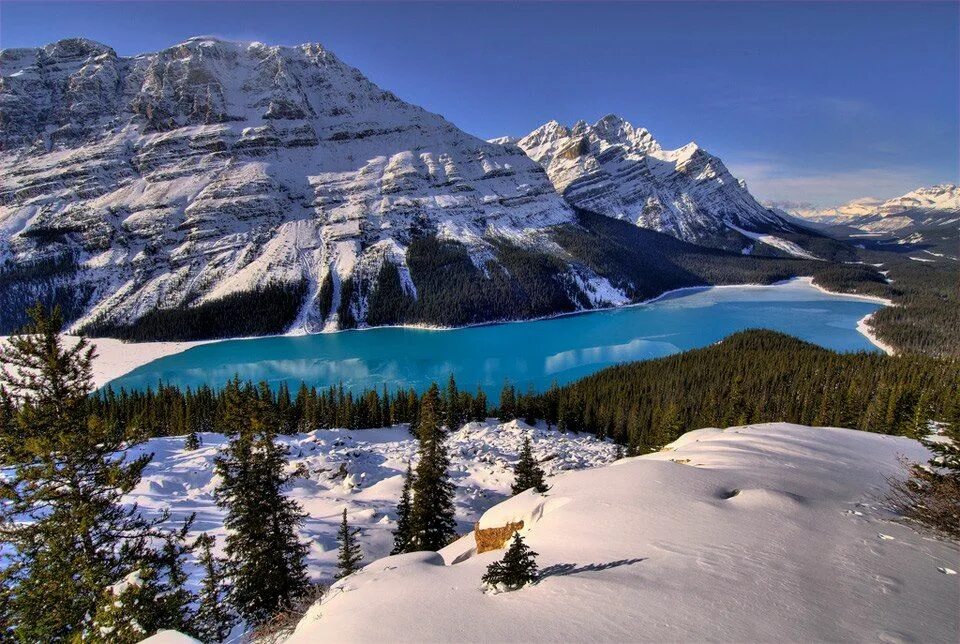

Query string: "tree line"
[533, 329, 959, 453]
[84, 331, 957, 459]
[86, 373, 502, 442]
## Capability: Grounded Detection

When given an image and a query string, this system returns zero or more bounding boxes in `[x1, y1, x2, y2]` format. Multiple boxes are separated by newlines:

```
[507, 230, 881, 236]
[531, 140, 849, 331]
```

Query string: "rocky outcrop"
[474, 520, 524, 554]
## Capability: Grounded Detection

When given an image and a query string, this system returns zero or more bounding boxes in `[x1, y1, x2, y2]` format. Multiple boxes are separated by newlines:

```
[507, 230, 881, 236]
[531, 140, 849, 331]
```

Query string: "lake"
[105, 279, 884, 396]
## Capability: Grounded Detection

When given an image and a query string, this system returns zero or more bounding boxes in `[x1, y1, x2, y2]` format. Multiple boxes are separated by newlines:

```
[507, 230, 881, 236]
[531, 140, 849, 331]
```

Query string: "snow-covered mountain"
[288, 423, 958, 643]
[511, 116, 802, 250]
[784, 184, 960, 232]
[0, 37, 579, 334]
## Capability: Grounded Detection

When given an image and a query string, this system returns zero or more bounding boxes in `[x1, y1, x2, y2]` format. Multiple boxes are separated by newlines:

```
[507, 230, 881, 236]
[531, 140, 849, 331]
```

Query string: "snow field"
[288, 423, 959, 643]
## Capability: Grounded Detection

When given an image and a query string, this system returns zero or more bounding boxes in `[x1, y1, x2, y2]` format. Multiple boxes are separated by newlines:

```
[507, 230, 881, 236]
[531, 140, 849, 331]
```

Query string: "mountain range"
[772, 184, 959, 233]
[772, 184, 958, 257]
[1, 36, 829, 339]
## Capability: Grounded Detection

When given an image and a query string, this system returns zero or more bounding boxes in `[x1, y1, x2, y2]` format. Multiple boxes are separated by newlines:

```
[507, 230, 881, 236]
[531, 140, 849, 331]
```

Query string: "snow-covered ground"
[125, 420, 617, 583]
[289, 423, 959, 643]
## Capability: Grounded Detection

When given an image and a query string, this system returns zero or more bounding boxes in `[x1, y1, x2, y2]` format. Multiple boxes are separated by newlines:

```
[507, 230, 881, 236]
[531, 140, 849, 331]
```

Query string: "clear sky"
[1, 1, 957, 207]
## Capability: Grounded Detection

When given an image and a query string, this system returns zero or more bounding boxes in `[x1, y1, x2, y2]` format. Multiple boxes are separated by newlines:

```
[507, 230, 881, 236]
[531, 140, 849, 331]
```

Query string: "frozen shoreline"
[68, 336, 213, 389]
[797, 275, 896, 356]
[856, 313, 897, 356]
[14, 276, 889, 390]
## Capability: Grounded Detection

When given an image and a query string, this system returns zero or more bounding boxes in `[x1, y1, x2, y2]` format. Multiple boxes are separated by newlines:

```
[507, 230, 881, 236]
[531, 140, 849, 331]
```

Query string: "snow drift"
[287, 423, 958, 642]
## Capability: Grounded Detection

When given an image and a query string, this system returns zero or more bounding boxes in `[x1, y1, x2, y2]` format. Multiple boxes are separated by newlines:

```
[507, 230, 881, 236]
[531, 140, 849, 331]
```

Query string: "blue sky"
[2, 1, 957, 206]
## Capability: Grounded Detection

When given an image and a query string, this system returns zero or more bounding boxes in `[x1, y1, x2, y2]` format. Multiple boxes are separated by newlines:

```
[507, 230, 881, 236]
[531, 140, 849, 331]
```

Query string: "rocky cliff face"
[0, 37, 577, 334]
[513, 115, 799, 250]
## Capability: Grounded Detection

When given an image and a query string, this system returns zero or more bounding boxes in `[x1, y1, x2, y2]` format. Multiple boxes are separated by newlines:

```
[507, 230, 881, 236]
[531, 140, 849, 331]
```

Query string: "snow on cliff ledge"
[288, 423, 958, 643]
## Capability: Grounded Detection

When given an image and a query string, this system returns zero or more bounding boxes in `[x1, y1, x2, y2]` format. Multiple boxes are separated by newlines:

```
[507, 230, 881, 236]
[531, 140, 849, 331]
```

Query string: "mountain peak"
[597, 113, 626, 126]
[38, 37, 116, 59]
[515, 118, 789, 249]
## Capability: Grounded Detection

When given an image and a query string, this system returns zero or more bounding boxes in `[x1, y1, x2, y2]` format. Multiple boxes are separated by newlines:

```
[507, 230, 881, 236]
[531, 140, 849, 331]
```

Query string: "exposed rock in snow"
[287, 423, 958, 643]
[512, 115, 800, 250]
[0, 36, 574, 333]
[124, 419, 617, 584]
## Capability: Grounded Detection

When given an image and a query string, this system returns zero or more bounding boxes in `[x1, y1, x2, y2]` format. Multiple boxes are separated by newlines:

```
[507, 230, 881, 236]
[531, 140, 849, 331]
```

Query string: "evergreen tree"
[472, 385, 488, 422]
[888, 418, 960, 539]
[511, 436, 549, 494]
[185, 429, 201, 450]
[391, 462, 415, 555]
[0, 305, 190, 641]
[498, 382, 516, 422]
[481, 532, 539, 592]
[335, 509, 364, 579]
[522, 385, 538, 426]
[214, 387, 310, 625]
[543, 382, 560, 429]
[410, 384, 458, 550]
[445, 374, 461, 430]
[194, 533, 237, 642]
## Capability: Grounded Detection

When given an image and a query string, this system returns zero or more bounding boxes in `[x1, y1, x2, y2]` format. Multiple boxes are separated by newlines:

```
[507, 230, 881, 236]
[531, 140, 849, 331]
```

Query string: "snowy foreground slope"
[289, 423, 958, 643]
[125, 420, 616, 582]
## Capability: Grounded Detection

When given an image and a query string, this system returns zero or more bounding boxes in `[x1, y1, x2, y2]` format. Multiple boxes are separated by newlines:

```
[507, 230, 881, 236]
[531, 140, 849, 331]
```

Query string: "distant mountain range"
[0, 36, 836, 339]
[769, 184, 958, 258]
[771, 184, 959, 233]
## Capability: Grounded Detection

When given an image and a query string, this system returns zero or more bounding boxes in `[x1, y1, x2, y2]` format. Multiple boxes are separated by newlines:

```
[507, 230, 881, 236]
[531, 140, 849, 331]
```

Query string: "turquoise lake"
[105, 280, 883, 396]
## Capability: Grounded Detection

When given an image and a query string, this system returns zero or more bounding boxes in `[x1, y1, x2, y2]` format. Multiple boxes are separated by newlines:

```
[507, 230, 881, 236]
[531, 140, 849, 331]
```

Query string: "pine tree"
[0, 305, 191, 641]
[391, 462, 415, 555]
[214, 387, 310, 625]
[481, 532, 539, 592]
[511, 435, 549, 494]
[523, 385, 538, 426]
[194, 533, 237, 642]
[445, 374, 461, 430]
[185, 429, 201, 450]
[335, 509, 364, 579]
[498, 382, 516, 422]
[543, 381, 560, 429]
[410, 384, 458, 550]
[472, 385, 488, 422]
[888, 417, 960, 539]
